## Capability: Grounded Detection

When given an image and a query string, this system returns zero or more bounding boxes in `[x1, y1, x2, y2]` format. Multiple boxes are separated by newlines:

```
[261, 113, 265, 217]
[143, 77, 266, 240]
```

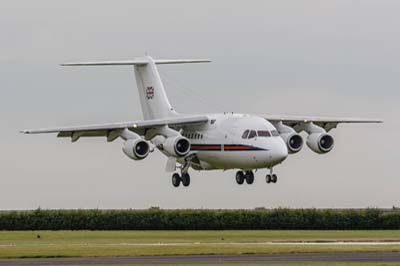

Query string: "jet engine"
[122, 138, 150, 160]
[306, 133, 334, 154]
[280, 132, 303, 154]
[163, 136, 191, 157]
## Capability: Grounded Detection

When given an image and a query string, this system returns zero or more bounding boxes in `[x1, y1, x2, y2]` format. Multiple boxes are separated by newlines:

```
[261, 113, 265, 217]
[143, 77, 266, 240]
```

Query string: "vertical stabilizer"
[133, 56, 178, 120]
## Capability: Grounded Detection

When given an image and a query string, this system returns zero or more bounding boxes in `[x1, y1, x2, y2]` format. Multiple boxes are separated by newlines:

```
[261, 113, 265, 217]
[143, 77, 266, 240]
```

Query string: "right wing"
[259, 114, 382, 132]
[21, 115, 208, 142]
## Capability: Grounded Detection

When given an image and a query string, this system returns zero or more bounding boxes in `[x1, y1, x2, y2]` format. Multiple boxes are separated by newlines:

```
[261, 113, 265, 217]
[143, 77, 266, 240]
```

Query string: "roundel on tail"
[146, 86, 154, 99]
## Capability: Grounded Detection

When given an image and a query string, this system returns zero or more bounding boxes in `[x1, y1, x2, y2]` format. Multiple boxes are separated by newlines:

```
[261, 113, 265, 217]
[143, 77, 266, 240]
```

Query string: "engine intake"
[280, 132, 303, 154]
[163, 136, 191, 157]
[306, 133, 334, 154]
[122, 138, 150, 160]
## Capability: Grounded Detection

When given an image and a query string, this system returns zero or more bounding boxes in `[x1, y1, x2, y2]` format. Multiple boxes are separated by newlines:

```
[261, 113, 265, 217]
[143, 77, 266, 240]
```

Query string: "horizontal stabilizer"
[61, 59, 211, 66]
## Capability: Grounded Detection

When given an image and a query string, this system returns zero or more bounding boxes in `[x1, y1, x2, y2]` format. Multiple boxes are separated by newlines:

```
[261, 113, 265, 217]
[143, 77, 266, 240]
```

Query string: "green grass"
[1, 230, 400, 244]
[63, 264, 400, 266]
[0, 230, 399, 258]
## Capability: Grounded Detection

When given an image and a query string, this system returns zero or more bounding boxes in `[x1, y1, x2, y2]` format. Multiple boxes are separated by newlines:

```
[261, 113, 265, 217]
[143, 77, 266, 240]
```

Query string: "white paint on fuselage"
[172, 113, 288, 171]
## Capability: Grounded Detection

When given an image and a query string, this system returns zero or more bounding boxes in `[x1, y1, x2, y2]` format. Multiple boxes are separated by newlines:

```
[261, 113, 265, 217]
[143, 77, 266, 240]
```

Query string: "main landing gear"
[236, 170, 254, 185]
[172, 172, 190, 187]
[172, 156, 192, 188]
[235, 169, 278, 185]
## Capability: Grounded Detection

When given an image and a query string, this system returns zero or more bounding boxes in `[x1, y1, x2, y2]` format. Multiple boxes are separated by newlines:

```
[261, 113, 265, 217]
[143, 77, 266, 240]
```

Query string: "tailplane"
[62, 55, 211, 120]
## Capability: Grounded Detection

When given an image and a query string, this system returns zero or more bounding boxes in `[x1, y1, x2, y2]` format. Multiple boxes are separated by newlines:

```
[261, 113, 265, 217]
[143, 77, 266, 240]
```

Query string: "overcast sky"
[1, 0, 399, 209]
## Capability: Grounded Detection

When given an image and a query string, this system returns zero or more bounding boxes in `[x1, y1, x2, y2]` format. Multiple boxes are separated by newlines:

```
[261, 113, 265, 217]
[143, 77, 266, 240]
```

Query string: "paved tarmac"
[0, 252, 399, 265]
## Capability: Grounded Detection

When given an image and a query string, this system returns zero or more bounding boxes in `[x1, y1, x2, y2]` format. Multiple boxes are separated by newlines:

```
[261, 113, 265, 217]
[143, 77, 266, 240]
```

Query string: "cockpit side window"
[248, 130, 257, 139]
[257, 130, 271, 137]
[271, 130, 280, 136]
[242, 130, 249, 139]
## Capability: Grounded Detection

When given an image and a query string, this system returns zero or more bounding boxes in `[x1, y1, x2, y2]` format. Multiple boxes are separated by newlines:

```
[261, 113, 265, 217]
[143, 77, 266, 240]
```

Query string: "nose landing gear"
[266, 168, 278, 184]
[265, 174, 277, 183]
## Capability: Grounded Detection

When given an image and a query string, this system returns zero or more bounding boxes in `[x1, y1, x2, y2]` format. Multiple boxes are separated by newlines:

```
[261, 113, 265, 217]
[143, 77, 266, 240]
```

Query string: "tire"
[271, 174, 277, 183]
[245, 171, 254, 184]
[236, 171, 244, 185]
[181, 173, 191, 187]
[266, 174, 271, 183]
[172, 173, 181, 187]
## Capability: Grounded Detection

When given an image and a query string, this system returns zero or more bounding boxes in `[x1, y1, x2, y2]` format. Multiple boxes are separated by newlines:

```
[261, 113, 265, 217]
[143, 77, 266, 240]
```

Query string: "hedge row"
[0, 209, 399, 230]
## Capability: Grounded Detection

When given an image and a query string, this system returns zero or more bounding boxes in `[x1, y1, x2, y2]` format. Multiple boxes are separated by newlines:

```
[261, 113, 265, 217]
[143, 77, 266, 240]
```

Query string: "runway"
[0, 252, 399, 265]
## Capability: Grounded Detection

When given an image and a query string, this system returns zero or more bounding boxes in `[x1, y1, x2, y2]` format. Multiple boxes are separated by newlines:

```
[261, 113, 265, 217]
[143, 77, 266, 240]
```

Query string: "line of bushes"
[0, 208, 399, 230]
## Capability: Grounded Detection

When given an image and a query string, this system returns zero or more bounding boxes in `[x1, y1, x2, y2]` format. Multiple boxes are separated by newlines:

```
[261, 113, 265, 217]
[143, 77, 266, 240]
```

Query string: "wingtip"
[367, 119, 384, 123]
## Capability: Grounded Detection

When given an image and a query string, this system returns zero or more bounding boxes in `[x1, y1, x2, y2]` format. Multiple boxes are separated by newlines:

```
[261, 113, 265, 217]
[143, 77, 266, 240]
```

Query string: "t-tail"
[61, 55, 211, 120]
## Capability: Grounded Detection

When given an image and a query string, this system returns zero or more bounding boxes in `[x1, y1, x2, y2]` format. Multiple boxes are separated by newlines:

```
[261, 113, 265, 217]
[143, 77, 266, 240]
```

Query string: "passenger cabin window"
[242, 130, 249, 139]
[271, 130, 280, 136]
[257, 130, 271, 137]
[248, 130, 257, 139]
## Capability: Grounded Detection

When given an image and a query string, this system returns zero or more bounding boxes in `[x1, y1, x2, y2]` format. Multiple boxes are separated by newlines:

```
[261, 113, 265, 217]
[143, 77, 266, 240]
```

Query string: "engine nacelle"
[163, 136, 191, 157]
[280, 132, 303, 154]
[306, 133, 334, 154]
[122, 138, 150, 160]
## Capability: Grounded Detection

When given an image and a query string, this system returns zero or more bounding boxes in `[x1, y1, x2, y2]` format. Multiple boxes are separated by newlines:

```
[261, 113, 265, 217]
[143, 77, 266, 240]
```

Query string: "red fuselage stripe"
[191, 145, 221, 150]
[224, 145, 253, 150]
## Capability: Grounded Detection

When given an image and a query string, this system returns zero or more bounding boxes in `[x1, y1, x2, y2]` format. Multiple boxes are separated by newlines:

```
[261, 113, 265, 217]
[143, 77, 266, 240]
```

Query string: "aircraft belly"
[196, 150, 268, 170]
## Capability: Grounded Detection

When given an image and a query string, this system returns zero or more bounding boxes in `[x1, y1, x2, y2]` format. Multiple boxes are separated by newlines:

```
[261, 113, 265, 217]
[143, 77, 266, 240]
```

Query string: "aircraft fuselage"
[172, 113, 288, 171]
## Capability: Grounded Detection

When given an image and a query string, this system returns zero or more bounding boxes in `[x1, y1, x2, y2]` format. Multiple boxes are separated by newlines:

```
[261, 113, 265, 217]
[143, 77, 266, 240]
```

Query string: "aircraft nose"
[271, 138, 288, 164]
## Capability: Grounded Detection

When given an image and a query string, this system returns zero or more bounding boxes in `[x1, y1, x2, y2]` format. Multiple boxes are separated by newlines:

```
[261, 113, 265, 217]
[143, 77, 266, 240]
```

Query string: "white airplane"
[22, 55, 382, 187]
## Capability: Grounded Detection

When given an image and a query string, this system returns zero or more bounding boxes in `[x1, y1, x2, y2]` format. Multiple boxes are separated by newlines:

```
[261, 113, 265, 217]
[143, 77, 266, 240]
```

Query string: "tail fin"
[62, 55, 211, 120]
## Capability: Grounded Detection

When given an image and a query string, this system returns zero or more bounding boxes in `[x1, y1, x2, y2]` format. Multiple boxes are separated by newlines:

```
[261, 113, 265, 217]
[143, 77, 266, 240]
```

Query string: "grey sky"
[1, 0, 399, 209]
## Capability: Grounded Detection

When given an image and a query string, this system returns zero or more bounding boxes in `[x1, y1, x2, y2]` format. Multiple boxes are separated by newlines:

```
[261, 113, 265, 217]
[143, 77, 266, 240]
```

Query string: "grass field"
[0, 230, 399, 258]
[57, 264, 400, 266]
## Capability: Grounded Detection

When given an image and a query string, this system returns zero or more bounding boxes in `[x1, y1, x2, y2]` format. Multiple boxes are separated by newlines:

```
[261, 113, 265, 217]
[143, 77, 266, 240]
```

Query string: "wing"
[21, 115, 208, 142]
[259, 114, 382, 132]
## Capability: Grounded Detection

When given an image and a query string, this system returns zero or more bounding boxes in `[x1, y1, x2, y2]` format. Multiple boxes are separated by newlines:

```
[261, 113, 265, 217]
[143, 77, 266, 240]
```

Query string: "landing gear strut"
[236, 170, 254, 185]
[266, 168, 277, 184]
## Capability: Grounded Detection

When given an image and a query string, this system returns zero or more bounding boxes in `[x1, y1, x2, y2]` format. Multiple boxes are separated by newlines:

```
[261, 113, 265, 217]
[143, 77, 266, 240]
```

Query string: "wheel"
[181, 173, 191, 187]
[271, 174, 277, 183]
[245, 171, 254, 184]
[266, 174, 271, 183]
[235, 171, 245, 185]
[172, 173, 181, 187]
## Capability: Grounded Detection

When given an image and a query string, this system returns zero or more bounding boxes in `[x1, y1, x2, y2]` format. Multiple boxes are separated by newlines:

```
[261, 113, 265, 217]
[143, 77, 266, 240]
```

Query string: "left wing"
[21, 115, 208, 142]
[259, 114, 382, 132]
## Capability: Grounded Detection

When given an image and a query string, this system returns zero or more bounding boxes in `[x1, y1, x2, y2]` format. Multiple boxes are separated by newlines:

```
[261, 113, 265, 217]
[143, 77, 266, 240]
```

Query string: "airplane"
[22, 55, 382, 187]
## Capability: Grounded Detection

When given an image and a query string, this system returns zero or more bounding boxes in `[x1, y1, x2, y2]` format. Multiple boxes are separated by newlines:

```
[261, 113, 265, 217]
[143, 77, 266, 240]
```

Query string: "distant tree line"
[0, 208, 398, 230]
